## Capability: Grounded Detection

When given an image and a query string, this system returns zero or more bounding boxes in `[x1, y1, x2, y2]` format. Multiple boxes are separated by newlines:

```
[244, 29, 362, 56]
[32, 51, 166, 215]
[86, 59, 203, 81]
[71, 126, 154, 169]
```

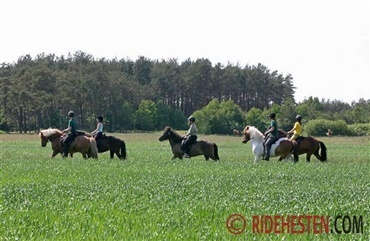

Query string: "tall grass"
[1, 134, 369, 240]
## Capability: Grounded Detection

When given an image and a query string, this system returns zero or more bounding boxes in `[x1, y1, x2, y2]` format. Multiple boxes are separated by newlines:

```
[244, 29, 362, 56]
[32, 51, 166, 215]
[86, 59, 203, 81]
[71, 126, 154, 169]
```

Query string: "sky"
[1, 0, 369, 103]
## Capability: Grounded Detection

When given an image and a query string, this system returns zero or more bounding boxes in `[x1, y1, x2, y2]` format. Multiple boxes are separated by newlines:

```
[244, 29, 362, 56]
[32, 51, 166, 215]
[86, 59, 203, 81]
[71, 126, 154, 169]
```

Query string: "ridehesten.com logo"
[226, 214, 364, 235]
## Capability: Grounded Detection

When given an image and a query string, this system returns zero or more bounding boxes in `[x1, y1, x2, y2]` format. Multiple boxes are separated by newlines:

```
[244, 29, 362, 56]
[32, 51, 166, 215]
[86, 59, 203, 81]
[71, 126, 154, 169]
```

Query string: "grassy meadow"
[0, 132, 369, 240]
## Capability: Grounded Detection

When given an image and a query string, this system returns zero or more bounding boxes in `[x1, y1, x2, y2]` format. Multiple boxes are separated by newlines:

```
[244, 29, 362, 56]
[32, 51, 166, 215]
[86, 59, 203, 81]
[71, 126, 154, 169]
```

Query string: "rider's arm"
[264, 126, 275, 135]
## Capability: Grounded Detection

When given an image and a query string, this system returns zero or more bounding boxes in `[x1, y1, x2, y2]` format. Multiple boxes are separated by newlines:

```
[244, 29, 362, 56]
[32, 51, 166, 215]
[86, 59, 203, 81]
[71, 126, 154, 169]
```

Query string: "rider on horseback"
[288, 115, 303, 140]
[182, 116, 197, 158]
[62, 111, 77, 157]
[263, 113, 279, 161]
[92, 116, 104, 141]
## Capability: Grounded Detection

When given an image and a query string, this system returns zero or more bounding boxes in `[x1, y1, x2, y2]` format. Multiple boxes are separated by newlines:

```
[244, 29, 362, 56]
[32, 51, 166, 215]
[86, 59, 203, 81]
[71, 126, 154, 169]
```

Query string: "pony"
[233, 129, 242, 136]
[39, 128, 98, 158]
[96, 135, 127, 159]
[241, 126, 298, 163]
[158, 126, 219, 161]
[292, 136, 327, 162]
[326, 129, 333, 138]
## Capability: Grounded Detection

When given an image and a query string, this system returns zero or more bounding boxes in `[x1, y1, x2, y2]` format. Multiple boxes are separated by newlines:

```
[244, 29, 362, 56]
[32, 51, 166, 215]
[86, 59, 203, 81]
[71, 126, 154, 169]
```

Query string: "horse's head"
[241, 126, 251, 143]
[39, 131, 49, 147]
[158, 126, 172, 142]
[39, 129, 63, 147]
[241, 126, 264, 143]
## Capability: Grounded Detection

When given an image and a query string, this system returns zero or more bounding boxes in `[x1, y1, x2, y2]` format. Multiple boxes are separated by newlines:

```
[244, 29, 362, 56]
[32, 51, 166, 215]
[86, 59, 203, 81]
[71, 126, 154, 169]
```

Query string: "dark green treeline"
[0, 51, 295, 132]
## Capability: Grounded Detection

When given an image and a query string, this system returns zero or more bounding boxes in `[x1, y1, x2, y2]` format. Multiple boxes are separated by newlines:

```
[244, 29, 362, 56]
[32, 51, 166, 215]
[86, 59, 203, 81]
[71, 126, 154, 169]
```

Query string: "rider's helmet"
[97, 116, 103, 122]
[68, 111, 75, 117]
[295, 115, 302, 121]
[188, 116, 195, 122]
[268, 113, 276, 118]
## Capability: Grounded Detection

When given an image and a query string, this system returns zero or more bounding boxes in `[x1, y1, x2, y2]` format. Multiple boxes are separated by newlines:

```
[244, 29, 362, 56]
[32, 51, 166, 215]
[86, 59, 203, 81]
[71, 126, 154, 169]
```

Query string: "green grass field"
[1, 133, 369, 240]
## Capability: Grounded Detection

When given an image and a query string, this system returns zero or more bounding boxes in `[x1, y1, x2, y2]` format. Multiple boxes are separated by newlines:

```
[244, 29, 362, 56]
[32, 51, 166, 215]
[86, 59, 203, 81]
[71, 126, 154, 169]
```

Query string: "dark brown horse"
[39, 128, 98, 158]
[96, 135, 126, 159]
[158, 126, 220, 161]
[293, 136, 327, 162]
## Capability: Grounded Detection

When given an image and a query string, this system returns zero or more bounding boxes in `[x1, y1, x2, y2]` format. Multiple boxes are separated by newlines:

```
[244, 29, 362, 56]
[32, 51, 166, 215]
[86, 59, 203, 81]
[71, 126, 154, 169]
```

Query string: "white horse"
[241, 126, 298, 163]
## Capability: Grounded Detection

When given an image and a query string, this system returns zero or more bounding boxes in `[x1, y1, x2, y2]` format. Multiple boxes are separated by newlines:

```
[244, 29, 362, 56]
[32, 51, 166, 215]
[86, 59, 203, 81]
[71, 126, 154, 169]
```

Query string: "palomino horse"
[39, 129, 98, 158]
[291, 136, 327, 162]
[158, 126, 220, 161]
[96, 135, 127, 159]
[242, 126, 298, 163]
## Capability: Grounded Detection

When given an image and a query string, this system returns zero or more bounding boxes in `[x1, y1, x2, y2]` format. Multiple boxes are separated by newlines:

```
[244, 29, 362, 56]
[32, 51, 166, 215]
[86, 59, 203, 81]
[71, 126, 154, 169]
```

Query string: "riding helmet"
[68, 111, 75, 117]
[268, 113, 276, 118]
[295, 115, 302, 121]
[188, 116, 195, 122]
[97, 116, 103, 122]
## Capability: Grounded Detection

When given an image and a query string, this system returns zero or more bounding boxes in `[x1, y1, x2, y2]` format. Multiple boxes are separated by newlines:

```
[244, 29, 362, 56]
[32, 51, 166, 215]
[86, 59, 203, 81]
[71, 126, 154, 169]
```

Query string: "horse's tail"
[89, 138, 98, 159]
[120, 140, 127, 160]
[319, 141, 327, 161]
[213, 143, 220, 160]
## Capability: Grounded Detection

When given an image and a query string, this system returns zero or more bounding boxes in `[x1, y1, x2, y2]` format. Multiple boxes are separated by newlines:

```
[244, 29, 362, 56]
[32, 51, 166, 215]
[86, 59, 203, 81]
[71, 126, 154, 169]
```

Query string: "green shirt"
[68, 118, 77, 134]
[269, 119, 278, 138]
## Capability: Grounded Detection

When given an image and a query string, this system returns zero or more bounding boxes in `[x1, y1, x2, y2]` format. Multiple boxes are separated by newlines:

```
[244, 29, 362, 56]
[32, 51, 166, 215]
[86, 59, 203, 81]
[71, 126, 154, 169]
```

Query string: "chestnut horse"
[242, 126, 298, 163]
[292, 136, 327, 162]
[158, 126, 219, 161]
[39, 129, 98, 158]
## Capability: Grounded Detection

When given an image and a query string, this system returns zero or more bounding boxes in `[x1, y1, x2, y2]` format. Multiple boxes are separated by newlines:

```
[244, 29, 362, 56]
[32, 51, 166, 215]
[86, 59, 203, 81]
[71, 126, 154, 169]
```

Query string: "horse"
[96, 135, 127, 159]
[291, 136, 327, 162]
[241, 126, 298, 163]
[158, 126, 220, 161]
[39, 128, 98, 159]
[233, 129, 242, 136]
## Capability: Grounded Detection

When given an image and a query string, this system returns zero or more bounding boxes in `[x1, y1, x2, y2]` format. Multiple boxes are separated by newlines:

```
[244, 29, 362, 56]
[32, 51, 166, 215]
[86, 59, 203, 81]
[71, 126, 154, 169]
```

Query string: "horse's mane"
[40, 128, 63, 137]
[243, 126, 264, 138]
[163, 126, 183, 142]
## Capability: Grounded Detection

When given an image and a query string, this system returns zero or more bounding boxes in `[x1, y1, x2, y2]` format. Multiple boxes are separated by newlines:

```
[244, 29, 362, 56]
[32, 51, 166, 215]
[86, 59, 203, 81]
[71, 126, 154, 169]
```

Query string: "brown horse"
[39, 129, 98, 158]
[242, 126, 298, 163]
[233, 129, 242, 136]
[293, 136, 327, 162]
[96, 135, 126, 159]
[158, 126, 220, 161]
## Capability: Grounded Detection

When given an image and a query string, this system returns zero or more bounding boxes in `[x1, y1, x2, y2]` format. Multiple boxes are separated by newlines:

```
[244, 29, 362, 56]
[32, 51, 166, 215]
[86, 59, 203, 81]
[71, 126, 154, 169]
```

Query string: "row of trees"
[0, 51, 294, 132]
[193, 98, 370, 136]
[0, 51, 369, 135]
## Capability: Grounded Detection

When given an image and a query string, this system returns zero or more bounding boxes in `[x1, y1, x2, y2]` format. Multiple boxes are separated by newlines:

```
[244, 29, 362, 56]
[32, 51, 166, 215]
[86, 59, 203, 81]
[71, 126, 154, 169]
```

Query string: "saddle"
[263, 134, 288, 156]
[95, 134, 107, 149]
[294, 136, 304, 146]
[61, 130, 88, 147]
[181, 139, 195, 148]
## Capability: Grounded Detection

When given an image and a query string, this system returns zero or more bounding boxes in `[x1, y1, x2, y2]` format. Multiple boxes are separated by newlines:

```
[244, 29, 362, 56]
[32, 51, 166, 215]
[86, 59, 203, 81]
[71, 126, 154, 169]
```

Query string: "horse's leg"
[82, 153, 87, 159]
[110, 150, 114, 159]
[51, 150, 59, 158]
[171, 155, 177, 160]
[204, 155, 210, 161]
[313, 147, 322, 161]
[254, 154, 262, 163]
[306, 153, 312, 162]
[313, 153, 322, 161]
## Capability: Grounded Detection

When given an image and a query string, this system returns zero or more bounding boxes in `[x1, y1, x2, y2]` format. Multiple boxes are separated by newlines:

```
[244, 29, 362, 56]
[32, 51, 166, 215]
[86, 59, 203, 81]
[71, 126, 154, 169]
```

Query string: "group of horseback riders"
[61, 110, 198, 159]
[263, 113, 303, 161]
[61, 110, 304, 161]
[61, 111, 104, 158]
